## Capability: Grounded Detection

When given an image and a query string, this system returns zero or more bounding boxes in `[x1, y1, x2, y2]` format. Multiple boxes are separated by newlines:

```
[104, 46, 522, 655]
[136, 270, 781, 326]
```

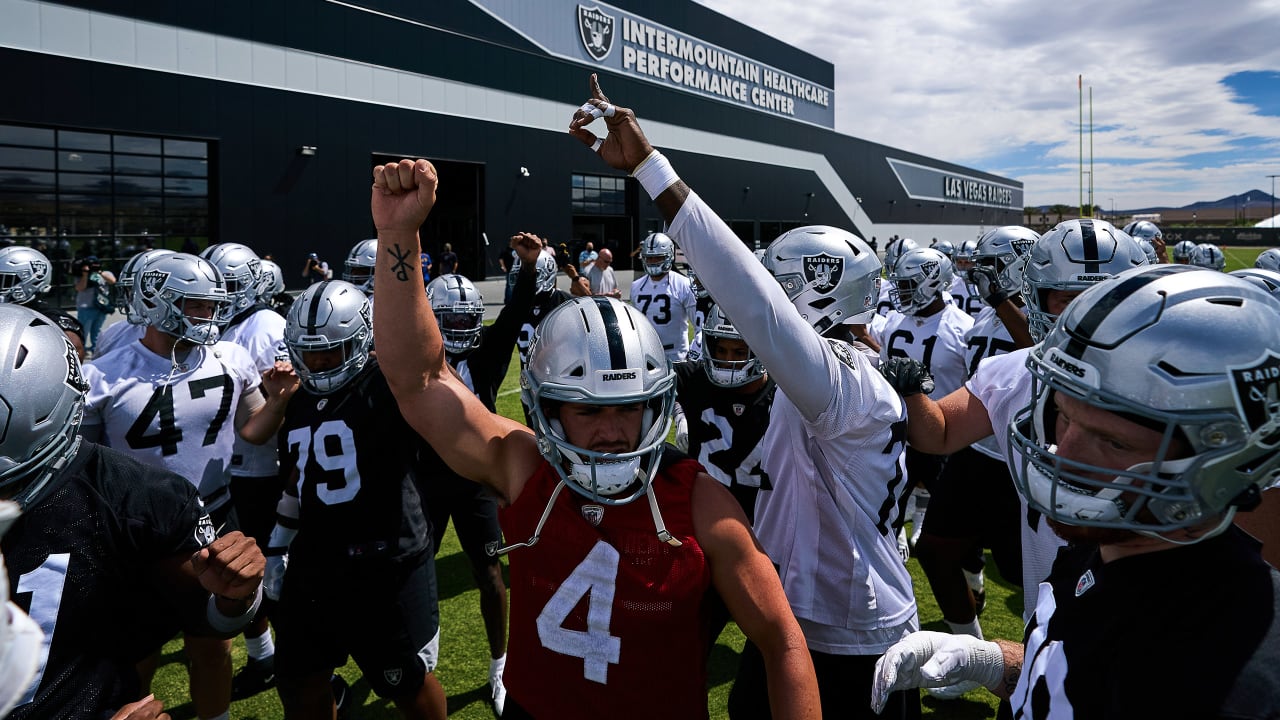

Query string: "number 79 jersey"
[83, 342, 260, 507]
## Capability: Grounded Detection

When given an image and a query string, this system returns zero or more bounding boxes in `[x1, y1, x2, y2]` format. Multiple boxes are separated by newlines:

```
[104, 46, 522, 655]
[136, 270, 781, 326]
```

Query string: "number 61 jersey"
[82, 341, 260, 511]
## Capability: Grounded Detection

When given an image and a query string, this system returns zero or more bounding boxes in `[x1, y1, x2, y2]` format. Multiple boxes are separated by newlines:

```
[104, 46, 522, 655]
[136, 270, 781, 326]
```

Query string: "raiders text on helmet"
[764, 225, 882, 335]
[116, 249, 176, 322]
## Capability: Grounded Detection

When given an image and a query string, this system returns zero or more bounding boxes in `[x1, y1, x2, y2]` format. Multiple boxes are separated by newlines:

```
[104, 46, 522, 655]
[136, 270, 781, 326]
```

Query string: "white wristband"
[631, 150, 680, 200]
[206, 582, 263, 633]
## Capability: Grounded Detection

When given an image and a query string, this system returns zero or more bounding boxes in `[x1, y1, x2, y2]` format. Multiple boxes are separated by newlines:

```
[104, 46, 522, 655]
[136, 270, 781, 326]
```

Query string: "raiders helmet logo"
[194, 514, 217, 547]
[1229, 350, 1280, 443]
[29, 259, 48, 280]
[139, 269, 170, 297]
[383, 668, 403, 686]
[62, 337, 87, 392]
[247, 258, 261, 278]
[577, 5, 615, 61]
[920, 260, 939, 278]
[581, 504, 605, 526]
[803, 254, 844, 294]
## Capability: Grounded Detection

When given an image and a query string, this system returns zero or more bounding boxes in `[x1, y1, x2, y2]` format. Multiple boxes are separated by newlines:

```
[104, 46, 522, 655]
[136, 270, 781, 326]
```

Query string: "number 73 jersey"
[82, 341, 261, 505]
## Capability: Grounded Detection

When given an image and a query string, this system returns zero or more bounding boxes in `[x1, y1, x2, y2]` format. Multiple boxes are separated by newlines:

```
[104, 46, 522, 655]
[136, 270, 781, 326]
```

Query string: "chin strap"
[486, 480, 569, 557]
[646, 482, 683, 547]
[1138, 506, 1237, 546]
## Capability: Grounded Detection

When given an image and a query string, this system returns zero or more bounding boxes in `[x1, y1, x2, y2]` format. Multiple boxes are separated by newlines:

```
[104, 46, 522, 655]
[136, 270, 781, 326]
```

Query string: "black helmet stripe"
[307, 280, 331, 334]
[1063, 265, 1185, 359]
[1079, 219, 1100, 274]
[591, 297, 629, 371]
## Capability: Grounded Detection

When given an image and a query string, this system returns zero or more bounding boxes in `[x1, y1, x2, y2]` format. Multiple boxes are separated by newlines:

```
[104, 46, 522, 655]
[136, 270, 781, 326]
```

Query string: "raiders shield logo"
[1229, 350, 1280, 443]
[139, 269, 170, 298]
[29, 259, 48, 281]
[803, 254, 844, 294]
[384, 668, 403, 686]
[62, 337, 87, 392]
[194, 514, 217, 547]
[919, 260, 939, 278]
[581, 504, 605, 526]
[577, 5, 615, 61]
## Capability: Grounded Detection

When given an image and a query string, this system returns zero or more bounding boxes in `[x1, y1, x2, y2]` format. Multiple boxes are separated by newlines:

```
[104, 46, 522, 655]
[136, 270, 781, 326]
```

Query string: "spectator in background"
[420, 252, 433, 282]
[438, 243, 458, 275]
[73, 255, 116, 356]
[301, 253, 329, 285]
[577, 241, 597, 274]
[585, 248, 620, 298]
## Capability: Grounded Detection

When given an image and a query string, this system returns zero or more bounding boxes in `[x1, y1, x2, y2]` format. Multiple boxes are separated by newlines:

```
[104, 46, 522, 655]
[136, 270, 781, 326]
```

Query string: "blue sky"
[698, 0, 1280, 212]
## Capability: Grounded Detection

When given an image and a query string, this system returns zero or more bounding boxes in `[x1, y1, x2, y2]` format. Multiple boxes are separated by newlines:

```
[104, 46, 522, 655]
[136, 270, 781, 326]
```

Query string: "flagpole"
[1079, 75, 1084, 218]
[1089, 85, 1094, 218]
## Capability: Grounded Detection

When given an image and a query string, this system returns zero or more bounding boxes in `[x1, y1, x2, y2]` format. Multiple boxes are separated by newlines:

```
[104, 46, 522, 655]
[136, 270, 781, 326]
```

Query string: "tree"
[1050, 204, 1071, 223]
[1024, 206, 1039, 225]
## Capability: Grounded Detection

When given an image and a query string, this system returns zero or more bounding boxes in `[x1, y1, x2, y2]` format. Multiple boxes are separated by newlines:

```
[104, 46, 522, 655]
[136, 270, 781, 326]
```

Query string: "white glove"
[263, 553, 288, 601]
[871, 631, 1004, 714]
[675, 414, 689, 453]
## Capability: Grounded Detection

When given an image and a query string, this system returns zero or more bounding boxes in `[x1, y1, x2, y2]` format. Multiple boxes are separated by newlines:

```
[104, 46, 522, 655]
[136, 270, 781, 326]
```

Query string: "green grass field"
[152, 250, 1269, 718]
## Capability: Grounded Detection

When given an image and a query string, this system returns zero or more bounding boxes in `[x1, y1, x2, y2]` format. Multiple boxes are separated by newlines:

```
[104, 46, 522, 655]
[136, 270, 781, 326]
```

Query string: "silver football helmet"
[967, 226, 1038, 303]
[132, 252, 231, 345]
[1136, 239, 1159, 265]
[1023, 218, 1149, 341]
[511, 252, 559, 295]
[1255, 248, 1280, 272]
[257, 259, 284, 302]
[521, 297, 676, 505]
[1121, 221, 1138, 235]
[1230, 268, 1280, 302]
[1189, 243, 1226, 271]
[1010, 265, 1280, 535]
[764, 225, 882, 334]
[0, 246, 52, 305]
[285, 280, 372, 395]
[200, 242, 262, 316]
[427, 273, 484, 355]
[701, 303, 765, 388]
[686, 265, 710, 300]
[889, 247, 954, 315]
[343, 238, 378, 294]
[955, 239, 978, 270]
[933, 240, 956, 258]
[640, 232, 676, 278]
[0, 304, 86, 509]
[883, 237, 920, 275]
[1128, 220, 1163, 246]
[1173, 240, 1197, 263]
[116, 249, 175, 322]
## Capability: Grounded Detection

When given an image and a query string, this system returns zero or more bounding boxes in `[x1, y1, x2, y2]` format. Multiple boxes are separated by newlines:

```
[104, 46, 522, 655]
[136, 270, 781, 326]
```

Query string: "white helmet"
[0, 304, 86, 509]
[1173, 240, 1197, 263]
[640, 233, 676, 278]
[1010, 265, 1280, 535]
[343, 238, 378, 294]
[1255, 248, 1280, 272]
[132, 252, 231, 345]
[889, 247, 954, 315]
[511, 252, 559, 295]
[0, 246, 52, 304]
[933, 240, 956, 258]
[701, 304, 765, 388]
[1128, 221, 1163, 246]
[1189, 243, 1226, 271]
[1023, 218, 1149, 341]
[883, 237, 920, 275]
[285, 280, 372, 395]
[426, 274, 484, 355]
[116, 249, 176, 323]
[1136, 239, 1159, 265]
[257, 259, 285, 302]
[0, 501, 42, 718]
[967, 226, 1038, 303]
[521, 297, 675, 504]
[763, 225, 882, 334]
[200, 243, 262, 316]
[1229, 268, 1280, 302]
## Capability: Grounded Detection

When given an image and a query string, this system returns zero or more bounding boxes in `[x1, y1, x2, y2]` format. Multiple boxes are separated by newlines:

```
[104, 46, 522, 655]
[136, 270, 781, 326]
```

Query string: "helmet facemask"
[343, 239, 378, 294]
[427, 274, 485, 356]
[701, 306, 764, 388]
[285, 281, 373, 395]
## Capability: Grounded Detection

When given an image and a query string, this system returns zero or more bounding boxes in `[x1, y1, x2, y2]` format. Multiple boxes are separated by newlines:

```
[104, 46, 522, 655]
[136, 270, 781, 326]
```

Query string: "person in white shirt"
[630, 232, 697, 364]
[570, 73, 918, 719]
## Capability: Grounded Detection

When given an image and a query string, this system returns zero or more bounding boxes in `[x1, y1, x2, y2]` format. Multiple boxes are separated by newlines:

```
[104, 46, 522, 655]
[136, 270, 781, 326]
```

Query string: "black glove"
[969, 265, 1012, 307]
[879, 357, 935, 397]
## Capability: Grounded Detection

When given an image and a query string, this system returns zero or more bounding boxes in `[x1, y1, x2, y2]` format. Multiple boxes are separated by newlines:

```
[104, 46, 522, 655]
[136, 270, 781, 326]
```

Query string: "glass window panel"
[114, 135, 161, 155]
[164, 158, 209, 178]
[114, 176, 164, 195]
[114, 154, 162, 176]
[584, 188, 599, 201]
[58, 215, 114, 235]
[584, 176, 599, 189]
[571, 188, 584, 201]
[114, 195, 163, 215]
[58, 151, 112, 173]
[164, 178, 208, 196]
[163, 139, 208, 158]
[0, 170, 55, 192]
[57, 131, 110, 152]
[571, 174, 584, 188]
[0, 191, 56, 215]
[58, 173, 113, 194]
[59, 194, 113, 215]
[0, 125, 54, 147]
[0, 147, 55, 170]
[166, 214, 210, 235]
[114, 216, 161, 235]
[165, 197, 208, 215]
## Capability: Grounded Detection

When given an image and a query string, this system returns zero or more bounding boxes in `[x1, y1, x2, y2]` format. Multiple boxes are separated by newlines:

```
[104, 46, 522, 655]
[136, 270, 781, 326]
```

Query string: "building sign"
[887, 158, 1023, 209]
[468, 0, 836, 127]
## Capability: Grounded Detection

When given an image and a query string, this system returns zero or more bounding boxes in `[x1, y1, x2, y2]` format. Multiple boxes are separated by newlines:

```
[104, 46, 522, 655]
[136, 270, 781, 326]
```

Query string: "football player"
[0, 245, 86, 360]
[79, 251, 295, 720]
[342, 238, 377, 297]
[678, 264, 715, 362]
[93, 248, 175, 358]
[1172, 239, 1197, 264]
[0, 304, 264, 720]
[256, 259, 291, 317]
[268, 280, 447, 719]
[1127, 220, 1167, 262]
[874, 266, 1280, 718]
[1189, 242, 1226, 270]
[570, 74, 916, 719]
[369, 158, 820, 719]
[629, 232, 698, 364]
[1257, 247, 1280, 271]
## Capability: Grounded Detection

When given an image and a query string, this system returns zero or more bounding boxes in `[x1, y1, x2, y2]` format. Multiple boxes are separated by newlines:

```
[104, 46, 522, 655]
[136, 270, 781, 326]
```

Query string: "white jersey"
[949, 274, 984, 317]
[221, 308, 288, 477]
[879, 304, 973, 398]
[671, 192, 916, 654]
[94, 321, 145, 358]
[82, 340, 261, 511]
[963, 305, 1024, 460]
[876, 280, 895, 316]
[629, 271, 697, 363]
[966, 347, 1067, 620]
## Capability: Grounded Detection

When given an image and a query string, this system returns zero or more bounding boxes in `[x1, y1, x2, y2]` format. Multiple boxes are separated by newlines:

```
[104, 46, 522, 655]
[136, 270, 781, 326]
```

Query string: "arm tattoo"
[387, 243, 413, 282]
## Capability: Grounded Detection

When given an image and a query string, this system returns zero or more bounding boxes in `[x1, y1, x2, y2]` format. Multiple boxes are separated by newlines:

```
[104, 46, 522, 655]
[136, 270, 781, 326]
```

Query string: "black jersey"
[515, 290, 573, 370]
[3, 442, 211, 720]
[1014, 527, 1280, 719]
[26, 299, 84, 344]
[277, 362, 431, 565]
[674, 361, 775, 492]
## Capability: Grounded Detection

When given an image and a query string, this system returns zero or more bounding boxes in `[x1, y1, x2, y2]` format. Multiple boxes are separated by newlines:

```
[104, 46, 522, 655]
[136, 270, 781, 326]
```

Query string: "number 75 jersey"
[82, 341, 261, 505]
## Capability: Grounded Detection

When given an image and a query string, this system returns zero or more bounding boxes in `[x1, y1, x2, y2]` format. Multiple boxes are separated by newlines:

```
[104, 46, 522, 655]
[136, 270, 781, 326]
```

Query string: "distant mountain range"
[1034, 191, 1279, 215]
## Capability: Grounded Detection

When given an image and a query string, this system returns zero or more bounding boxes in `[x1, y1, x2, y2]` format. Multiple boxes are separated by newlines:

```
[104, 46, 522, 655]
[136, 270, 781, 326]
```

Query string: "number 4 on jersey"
[535, 540, 622, 683]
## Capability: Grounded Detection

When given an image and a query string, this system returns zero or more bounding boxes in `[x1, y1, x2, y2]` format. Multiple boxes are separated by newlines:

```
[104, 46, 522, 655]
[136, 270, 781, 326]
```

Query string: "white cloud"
[696, 0, 1280, 208]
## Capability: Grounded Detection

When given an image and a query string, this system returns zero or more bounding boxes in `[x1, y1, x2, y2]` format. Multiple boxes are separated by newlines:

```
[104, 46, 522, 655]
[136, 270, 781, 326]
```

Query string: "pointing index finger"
[590, 72, 609, 104]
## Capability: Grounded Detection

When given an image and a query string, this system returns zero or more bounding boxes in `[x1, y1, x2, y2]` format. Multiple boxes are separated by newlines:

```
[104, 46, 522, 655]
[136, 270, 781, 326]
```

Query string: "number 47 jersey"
[82, 341, 261, 509]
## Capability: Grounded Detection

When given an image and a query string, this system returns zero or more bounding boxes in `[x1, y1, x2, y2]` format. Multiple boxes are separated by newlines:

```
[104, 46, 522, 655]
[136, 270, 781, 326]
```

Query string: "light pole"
[1269, 175, 1279, 225]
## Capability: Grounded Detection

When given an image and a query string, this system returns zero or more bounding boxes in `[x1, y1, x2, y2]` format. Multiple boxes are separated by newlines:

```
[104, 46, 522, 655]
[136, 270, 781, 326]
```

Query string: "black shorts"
[423, 473, 502, 568]
[274, 554, 440, 699]
[906, 446, 947, 492]
[920, 446, 1023, 581]
[229, 473, 286, 547]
